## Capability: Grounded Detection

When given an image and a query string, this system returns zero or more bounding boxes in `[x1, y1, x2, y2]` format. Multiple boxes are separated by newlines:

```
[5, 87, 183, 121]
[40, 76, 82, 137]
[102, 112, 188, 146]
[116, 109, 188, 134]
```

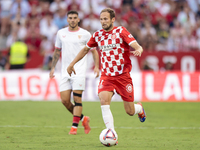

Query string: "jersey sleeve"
[86, 33, 98, 48]
[121, 27, 136, 45]
[55, 31, 62, 50]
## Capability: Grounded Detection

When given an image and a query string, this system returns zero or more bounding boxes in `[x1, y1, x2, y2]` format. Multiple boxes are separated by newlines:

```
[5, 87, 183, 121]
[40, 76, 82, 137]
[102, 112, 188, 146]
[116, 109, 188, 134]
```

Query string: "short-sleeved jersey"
[86, 26, 136, 76]
[55, 27, 91, 78]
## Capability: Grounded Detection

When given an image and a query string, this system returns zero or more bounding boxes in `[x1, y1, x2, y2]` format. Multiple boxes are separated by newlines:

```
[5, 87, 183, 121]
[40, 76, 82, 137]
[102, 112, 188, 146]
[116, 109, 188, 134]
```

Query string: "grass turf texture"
[0, 101, 200, 150]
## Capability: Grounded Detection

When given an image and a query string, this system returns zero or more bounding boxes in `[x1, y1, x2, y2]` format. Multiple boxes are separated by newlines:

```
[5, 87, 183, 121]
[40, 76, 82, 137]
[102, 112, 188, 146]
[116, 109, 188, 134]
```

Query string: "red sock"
[72, 116, 81, 128]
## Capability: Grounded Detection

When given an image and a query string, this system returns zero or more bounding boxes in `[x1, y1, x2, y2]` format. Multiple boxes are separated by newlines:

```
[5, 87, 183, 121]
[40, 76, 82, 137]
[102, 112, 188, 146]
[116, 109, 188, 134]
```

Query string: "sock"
[80, 114, 84, 122]
[134, 104, 142, 115]
[101, 105, 114, 129]
[72, 116, 81, 128]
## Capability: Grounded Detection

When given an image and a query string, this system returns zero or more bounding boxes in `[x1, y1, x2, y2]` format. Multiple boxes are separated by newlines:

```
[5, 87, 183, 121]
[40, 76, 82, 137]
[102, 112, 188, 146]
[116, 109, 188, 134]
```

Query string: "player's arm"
[130, 41, 143, 57]
[121, 26, 143, 57]
[91, 48, 100, 77]
[49, 48, 61, 79]
[67, 46, 90, 76]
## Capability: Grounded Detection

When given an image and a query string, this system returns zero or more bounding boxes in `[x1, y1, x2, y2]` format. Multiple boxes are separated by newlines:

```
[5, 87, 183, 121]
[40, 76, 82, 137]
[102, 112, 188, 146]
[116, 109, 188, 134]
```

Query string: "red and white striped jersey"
[86, 26, 136, 76]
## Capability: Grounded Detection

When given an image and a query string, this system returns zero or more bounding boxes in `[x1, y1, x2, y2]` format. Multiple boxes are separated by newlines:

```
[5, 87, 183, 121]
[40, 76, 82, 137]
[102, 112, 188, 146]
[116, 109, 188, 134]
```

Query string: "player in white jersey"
[49, 10, 99, 135]
[67, 8, 146, 133]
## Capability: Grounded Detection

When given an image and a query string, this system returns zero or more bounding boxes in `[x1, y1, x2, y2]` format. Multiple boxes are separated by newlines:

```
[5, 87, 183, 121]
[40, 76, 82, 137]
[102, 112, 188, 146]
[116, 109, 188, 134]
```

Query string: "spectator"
[0, 0, 12, 29]
[177, 5, 196, 29]
[49, 0, 67, 13]
[10, 0, 31, 20]
[114, 13, 127, 28]
[40, 35, 54, 70]
[141, 20, 157, 39]
[25, 24, 42, 51]
[12, 21, 27, 41]
[182, 31, 198, 51]
[80, 0, 98, 16]
[167, 19, 184, 52]
[155, 0, 171, 17]
[53, 8, 68, 29]
[7, 38, 30, 69]
[39, 12, 58, 42]
[106, 0, 122, 14]
[160, 61, 174, 71]
[141, 59, 153, 71]
[0, 26, 9, 51]
[156, 20, 170, 51]
[6, 29, 18, 48]
[0, 51, 8, 70]
[82, 12, 102, 33]
[26, 4, 42, 28]
[39, 0, 51, 17]
[140, 20, 157, 51]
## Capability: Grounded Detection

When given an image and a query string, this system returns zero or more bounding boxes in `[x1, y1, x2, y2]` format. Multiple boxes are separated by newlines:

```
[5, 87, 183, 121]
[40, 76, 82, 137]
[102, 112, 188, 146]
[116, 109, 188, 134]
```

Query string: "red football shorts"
[98, 72, 134, 102]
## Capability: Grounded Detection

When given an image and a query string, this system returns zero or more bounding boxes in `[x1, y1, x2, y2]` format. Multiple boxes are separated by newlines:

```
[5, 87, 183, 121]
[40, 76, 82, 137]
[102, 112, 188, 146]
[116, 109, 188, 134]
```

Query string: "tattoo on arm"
[51, 48, 61, 69]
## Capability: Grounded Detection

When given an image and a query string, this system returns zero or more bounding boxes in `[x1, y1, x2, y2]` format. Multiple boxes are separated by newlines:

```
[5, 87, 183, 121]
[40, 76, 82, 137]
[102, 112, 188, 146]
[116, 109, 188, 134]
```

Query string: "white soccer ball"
[99, 128, 118, 147]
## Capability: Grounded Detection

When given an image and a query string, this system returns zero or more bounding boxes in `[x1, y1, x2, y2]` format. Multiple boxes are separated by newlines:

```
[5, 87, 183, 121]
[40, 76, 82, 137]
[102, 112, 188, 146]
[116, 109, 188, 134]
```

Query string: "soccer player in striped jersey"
[67, 8, 146, 132]
[49, 10, 99, 135]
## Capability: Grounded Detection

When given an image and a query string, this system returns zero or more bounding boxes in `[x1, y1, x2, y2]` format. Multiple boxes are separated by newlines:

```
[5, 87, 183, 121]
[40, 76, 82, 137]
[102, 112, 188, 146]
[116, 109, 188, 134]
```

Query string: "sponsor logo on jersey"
[126, 84, 132, 93]
[62, 35, 66, 38]
[99, 44, 117, 51]
[128, 34, 133, 38]
[78, 35, 82, 39]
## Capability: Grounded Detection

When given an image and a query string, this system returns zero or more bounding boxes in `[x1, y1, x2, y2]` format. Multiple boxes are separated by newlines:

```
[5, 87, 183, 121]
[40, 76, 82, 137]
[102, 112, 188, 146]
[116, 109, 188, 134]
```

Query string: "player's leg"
[72, 90, 91, 134]
[60, 90, 86, 122]
[60, 90, 74, 114]
[115, 73, 146, 122]
[99, 91, 114, 130]
[98, 76, 115, 130]
[123, 101, 142, 115]
[69, 90, 83, 135]
[59, 78, 74, 113]
[123, 101, 146, 122]
[69, 76, 91, 134]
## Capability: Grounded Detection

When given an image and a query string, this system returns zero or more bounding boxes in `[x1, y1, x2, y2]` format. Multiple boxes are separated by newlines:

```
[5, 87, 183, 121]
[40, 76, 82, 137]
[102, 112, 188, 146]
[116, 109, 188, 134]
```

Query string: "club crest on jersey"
[78, 35, 82, 39]
[111, 34, 116, 39]
[126, 84, 132, 93]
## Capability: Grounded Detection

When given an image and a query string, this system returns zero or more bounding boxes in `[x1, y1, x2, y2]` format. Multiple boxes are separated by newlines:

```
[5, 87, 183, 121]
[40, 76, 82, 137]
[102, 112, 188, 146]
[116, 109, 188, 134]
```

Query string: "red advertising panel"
[130, 51, 200, 71]
[0, 71, 200, 102]
[142, 72, 200, 101]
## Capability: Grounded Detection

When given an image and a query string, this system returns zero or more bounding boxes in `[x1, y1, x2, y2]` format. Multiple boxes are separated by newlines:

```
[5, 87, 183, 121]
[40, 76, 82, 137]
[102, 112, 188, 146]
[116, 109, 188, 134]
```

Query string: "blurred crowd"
[0, 0, 200, 70]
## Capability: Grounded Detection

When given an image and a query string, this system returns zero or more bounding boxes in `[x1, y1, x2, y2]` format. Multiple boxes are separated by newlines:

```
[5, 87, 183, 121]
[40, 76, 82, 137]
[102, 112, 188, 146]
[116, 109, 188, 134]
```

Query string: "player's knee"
[61, 98, 70, 106]
[99, 98, 111, 105]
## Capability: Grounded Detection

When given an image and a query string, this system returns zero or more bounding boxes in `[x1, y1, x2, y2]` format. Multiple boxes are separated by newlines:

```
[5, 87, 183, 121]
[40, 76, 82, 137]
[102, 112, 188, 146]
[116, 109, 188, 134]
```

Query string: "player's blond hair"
[100, 8, 115, 19]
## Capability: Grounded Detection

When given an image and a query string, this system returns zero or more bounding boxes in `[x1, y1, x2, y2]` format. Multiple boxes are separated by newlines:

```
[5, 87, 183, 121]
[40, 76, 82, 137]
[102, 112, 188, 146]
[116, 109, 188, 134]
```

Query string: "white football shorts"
[59, 76, 86, 92]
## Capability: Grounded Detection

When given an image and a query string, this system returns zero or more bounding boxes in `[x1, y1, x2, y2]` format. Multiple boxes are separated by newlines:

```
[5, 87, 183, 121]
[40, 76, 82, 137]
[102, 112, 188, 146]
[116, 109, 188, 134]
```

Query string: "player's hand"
[49, 68, 55, 79]
[94, 66, 100, 78]
[67, 64, 76, 76]
[131, 49, 142, 57]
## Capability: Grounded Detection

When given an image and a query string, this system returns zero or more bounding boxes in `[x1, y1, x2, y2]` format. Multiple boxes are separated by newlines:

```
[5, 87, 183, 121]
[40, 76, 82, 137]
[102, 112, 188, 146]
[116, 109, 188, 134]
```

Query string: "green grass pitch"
[0, 101, 200, 150]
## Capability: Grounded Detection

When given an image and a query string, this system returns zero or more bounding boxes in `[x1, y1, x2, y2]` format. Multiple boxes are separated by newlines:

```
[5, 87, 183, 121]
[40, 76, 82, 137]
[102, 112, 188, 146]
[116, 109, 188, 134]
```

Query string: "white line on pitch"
[0, 125, 200, 129]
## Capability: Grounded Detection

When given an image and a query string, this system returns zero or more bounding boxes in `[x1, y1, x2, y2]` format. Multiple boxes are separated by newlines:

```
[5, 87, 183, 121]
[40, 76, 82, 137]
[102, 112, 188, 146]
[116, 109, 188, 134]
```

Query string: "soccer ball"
[99, 128, 118, 147]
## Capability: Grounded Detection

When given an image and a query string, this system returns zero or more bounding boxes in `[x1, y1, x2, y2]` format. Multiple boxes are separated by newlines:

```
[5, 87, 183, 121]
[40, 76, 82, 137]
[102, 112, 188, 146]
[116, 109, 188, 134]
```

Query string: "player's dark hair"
[100, 8, 115, 19]
[67, 10, 78, 16]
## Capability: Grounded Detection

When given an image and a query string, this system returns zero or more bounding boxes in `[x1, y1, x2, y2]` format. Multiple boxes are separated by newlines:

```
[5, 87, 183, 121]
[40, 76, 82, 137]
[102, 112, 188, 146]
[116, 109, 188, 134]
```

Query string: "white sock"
[134, 104, 142, 115]
[101, 105, 114, 129]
